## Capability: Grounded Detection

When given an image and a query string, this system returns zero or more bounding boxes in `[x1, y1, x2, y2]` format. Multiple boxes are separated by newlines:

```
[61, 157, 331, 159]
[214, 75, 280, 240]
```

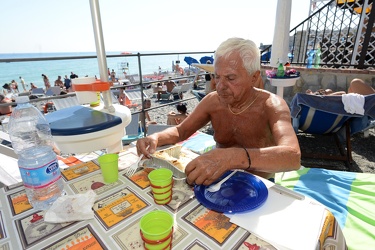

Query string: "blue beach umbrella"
[199, 56, 214, 64]
[184, 56, 199, 66]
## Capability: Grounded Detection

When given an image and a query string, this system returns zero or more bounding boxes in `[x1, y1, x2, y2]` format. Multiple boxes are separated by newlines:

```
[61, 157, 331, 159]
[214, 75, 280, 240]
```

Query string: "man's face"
[214, 52, 253, 104]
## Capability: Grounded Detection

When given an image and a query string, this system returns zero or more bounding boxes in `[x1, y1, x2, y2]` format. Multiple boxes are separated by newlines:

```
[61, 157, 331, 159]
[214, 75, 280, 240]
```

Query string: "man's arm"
[136, 96, 212, 156]
[249, 95, 301, 172]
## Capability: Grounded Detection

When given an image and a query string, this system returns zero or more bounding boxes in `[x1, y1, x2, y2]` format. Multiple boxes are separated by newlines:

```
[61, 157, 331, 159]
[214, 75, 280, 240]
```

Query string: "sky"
[0, 0, 312, 54]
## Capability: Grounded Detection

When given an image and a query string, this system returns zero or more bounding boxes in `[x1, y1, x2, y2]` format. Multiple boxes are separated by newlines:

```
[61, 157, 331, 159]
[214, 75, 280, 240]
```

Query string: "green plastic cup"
[148, 169, 173, 204]
[140, 210, 174, 249]
[153, 189, 172, 201]
[98, 153, 119, 183]
[148, 168, 173, 191]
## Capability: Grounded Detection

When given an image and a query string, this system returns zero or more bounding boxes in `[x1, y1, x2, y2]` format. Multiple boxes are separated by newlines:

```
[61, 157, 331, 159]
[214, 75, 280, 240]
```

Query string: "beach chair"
[170, 82, 194, 99]
[45, 86, 61, 96]
[290, 93, 375, 169]
[0, 130, 17, 159]
[125, 89, 148, 101]
[122, 113, 143, 145]
[191, 90, 206, 102]
[31, 88, 45, 97]
[52, 96, 80, 110]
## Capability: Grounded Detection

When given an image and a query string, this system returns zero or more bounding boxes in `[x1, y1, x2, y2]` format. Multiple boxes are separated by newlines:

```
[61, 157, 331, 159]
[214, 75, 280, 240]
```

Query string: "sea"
[0, 51, 213, 89]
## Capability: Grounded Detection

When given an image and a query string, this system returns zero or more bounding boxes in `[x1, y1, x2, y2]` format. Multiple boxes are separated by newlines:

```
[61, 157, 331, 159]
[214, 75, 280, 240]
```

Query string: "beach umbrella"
[184, 56, 199, 66]
[199, 56, 214, 64]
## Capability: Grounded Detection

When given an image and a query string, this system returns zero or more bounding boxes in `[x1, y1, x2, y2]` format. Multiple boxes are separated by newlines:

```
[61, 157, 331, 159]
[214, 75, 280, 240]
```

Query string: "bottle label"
[19, 158, 61, 189]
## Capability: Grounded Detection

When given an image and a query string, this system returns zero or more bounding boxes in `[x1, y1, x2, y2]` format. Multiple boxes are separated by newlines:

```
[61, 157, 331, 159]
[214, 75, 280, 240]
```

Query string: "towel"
[342, 93, 365, 115]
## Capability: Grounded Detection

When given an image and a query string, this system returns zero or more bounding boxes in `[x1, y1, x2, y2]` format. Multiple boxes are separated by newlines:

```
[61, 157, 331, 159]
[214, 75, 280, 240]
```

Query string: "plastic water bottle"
[276, 62, 285, 77]
[306, 49, 315, 68]
[314, 48, 321, 68]
[8, 96, 64, 210]
[17, 146, 64, 210]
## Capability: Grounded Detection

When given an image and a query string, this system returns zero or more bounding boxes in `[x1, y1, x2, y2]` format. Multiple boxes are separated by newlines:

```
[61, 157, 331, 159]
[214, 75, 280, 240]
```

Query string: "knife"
[270, 184, 305, 200]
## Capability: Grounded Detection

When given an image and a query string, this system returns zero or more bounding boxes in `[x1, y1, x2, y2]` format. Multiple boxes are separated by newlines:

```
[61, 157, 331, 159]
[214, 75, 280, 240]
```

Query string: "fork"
[124, 154, 144, 177]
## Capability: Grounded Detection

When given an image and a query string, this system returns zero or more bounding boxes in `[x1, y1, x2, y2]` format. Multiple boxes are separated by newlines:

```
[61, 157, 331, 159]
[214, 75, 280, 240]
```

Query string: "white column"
[270, 0, 292, 66]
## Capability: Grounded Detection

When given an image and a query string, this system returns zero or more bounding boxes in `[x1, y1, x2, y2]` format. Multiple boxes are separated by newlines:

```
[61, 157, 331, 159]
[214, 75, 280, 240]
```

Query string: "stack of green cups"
[140, 210, 174, 250]
[148, 168, 173, 205]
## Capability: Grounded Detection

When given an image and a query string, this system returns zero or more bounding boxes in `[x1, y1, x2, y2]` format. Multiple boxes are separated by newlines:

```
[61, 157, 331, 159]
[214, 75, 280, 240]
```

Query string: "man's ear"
[253, 70, 264, 89]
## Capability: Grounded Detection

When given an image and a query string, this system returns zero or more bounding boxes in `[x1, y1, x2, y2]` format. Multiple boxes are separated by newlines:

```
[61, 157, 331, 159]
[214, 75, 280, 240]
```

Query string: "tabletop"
[0, 146, 347, 250]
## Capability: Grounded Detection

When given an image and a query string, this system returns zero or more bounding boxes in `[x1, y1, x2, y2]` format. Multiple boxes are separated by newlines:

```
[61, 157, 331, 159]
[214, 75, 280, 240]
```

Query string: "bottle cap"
[15, 96, 30, 103]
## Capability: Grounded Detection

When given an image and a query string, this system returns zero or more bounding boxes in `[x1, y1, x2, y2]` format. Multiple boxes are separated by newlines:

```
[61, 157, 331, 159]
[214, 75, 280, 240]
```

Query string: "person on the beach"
[157, 77, 176, 100]
[29, 83, 38, 91]
[306, 78, 375, 96]
[205, 60, 213, 82]
[136, 37, 301, 185]
[167, 103, 189, 125]
[19, 76, 27, 92]
[139, 98, 157, 131]
[153, 82, 163, 95]
[110, 69, 116, 82]
[70, 72, 78, 79]
[54, 76, 64, 88]
[0, 94, 12, 115]
[10, 80, 19, 93]
[42, 74, 51, 90]
[64, 75, 72, 91]
[2, 83, 13, 95]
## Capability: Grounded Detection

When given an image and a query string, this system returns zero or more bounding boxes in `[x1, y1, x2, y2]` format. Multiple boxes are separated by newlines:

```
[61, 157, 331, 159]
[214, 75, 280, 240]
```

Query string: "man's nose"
[215, 78, 227, 90]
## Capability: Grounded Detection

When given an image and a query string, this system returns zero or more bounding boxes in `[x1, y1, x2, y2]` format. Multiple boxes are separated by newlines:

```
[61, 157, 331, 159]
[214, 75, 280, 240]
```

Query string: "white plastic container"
[71, 77, 98, 104]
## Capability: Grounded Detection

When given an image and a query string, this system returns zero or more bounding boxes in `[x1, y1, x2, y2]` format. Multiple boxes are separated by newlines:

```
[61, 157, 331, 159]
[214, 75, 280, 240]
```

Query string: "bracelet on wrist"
[243, 147, 251, 170]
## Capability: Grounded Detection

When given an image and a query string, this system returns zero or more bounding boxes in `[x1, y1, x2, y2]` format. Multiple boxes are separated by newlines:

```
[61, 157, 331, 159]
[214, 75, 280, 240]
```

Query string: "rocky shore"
[143, 87, 375, 174]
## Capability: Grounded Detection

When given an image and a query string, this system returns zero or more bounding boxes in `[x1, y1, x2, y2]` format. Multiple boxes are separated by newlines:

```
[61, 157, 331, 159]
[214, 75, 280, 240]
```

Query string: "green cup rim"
[98, 153, 119, 164]
[148, 168, 173, 184]
[140, 210, 173, 236]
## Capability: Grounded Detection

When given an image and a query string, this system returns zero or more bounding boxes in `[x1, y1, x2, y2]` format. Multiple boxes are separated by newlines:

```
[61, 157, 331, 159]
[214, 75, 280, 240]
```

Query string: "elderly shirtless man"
[136, 37, 301, 185]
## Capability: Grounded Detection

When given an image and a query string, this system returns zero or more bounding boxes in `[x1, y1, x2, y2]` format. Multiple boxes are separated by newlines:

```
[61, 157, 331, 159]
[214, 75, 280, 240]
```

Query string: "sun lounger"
[170, 82, 194, 99]
[191, 90, 206, 102]
[125, 89, 148, 101]
[31, 88, 45, 97]
[290, 93, 375, 169]
[45, 86, 61, 96]
[52, 96, 80, 110]
[122, 113, 143, 145]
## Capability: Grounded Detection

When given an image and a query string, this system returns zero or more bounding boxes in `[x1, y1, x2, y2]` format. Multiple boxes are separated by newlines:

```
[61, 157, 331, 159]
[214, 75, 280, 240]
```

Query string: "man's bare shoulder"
[200, 91, 221, 105]
[193, 91, 222, 114]
[259, 89, 287, 109]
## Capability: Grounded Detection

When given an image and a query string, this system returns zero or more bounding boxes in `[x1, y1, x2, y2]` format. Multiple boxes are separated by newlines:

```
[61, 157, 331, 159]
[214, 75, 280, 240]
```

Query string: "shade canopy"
[184, 56, 199, 65]
[191, 63, 214, 73]
[199, 56, 214, 64]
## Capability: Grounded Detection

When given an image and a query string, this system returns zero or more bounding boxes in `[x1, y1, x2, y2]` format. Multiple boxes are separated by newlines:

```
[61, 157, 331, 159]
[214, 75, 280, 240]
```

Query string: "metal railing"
[261, 0, 375, 69]
[1, 51, 214, 136]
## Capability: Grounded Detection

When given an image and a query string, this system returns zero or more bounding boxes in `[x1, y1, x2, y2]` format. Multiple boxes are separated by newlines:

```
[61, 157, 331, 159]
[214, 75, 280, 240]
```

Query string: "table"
[267, 77, 299, 98]
[276, 167, 375, 250]
[0, 149, 347, 250]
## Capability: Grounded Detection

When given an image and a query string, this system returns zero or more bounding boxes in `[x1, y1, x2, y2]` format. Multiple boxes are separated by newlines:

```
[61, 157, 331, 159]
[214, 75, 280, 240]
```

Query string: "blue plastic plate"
[194, 171, 268, 213]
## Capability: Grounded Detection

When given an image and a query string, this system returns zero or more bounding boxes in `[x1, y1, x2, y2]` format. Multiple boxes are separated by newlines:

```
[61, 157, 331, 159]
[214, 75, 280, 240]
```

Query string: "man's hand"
[136, 136, 158, 158]
[185, 148, 233, 186]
